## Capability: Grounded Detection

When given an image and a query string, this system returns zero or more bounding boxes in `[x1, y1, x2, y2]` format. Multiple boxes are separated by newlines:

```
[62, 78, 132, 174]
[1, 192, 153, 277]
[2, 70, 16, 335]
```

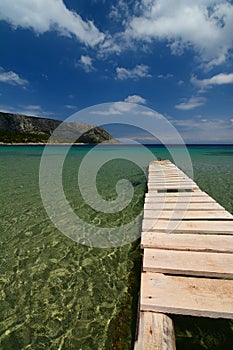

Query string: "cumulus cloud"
[90, 102, 134, 115]
[109, 0, 130, 22]
[124, 95, 146, 104]
[0, 68, 28, 86]
[175, 96, 206, 110]
[0, 104, 53, 117]
[0, 0, 104, 46]
[125, 0, 233, 67]
[77, 55, 94, 72]
[90, 102, 163, 119]
[116, 64, 151, 80]
[172, 117, 233, 143]
[191, 72, 233, 89]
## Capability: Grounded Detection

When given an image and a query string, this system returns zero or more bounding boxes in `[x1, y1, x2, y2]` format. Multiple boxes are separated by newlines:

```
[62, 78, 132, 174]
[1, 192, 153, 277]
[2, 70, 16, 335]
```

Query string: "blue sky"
[0, 0, 233, 143]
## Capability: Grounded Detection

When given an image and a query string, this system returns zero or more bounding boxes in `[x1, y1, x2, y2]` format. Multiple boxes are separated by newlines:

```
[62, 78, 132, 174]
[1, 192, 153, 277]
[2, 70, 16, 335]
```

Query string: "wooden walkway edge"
[134, 160, 233, 350]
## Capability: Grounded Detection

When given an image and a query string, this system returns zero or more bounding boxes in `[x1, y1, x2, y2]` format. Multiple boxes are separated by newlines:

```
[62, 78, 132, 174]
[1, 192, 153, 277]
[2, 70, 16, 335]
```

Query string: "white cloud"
[90, 101, 163, 118]
[116, 64, 151, 80]
[91, 102, 135, 115]
[124, 95, 146, 104]
[65, 105, 77, 109]
[109, 0, 129, 22]
[0, 104, 54, 117]
[191, 72, 233, 89]
[175, 96, 206, 110]
[125, 0, 233, 67]
[0, 68, 28, 86]
[0, 0, 104, 46]
[158, 74, 173, 79]
[77, 55, 94, 72]
[172, 117, 233, 143]
[24, 105, 42, 111]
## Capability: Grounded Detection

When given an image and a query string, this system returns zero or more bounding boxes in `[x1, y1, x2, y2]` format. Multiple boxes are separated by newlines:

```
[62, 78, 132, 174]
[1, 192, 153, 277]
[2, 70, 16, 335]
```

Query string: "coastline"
[0, 141, 121, 146]
[0, 142, 86, 146]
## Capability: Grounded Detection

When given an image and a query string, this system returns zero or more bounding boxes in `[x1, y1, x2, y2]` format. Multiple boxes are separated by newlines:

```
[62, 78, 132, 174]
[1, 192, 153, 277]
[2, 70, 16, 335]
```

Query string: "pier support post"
[134, 311, 176, 350]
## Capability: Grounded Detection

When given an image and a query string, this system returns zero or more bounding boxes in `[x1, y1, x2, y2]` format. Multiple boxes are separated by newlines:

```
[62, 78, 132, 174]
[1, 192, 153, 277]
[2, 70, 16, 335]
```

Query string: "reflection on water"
[0, 145, 233, 349]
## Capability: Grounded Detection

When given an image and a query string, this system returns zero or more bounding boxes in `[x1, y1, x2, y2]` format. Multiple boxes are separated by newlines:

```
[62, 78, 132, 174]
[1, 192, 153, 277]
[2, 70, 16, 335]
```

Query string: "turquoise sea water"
[0, 144, 233, 350]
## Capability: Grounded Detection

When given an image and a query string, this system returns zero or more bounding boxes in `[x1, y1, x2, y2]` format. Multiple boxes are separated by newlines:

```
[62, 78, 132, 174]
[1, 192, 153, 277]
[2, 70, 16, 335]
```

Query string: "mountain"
[0, 112, 115, 144]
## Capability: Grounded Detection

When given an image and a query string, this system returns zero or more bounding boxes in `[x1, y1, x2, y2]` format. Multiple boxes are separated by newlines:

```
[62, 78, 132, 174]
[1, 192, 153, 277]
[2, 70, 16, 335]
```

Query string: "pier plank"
[145, 191, 208, 197]
[148, 185, 198, 190]
[143, 249, 233, 278]
[142, 219, 233, 234]
[141, 232, 233, 253]
[145, 196, 215, 203]
[143, 209, 232, 219]
[148, 176, 185, 179]
[144, 202, 225, 210]
[141, 272, 233, 319]
[147, 180, 197, 187]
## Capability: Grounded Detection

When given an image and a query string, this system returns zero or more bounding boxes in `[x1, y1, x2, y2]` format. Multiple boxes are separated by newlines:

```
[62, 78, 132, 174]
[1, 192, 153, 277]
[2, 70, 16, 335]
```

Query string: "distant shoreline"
[0, 142, 121, 146]
[0, 142, 86, 146]
[0, 142, 232, 146]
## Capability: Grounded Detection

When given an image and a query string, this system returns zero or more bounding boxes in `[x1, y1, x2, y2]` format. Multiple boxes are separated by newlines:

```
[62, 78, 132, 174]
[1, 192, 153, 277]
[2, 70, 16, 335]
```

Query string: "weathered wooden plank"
[149, 165, 183, 169]
[148, 169, 187, 175]
[148, 178, 191, 182]
[148, 168, 184, 171]
[144, 202, 225, 210]
[145, 196, 215, 203]
[148, 176, 187, 179]
[148, 180, 196, 185]
[149, 173, 191, 177]
[148, 172, 189, 176]
[141, 232, 233, 253]
[149, 171, 187, 174]
[141, 272, 233, 318]
[148, 170, 187, 174]
[142, 219, 233, 234]
[143, 209, 232, 220]
[145, 191, 207, 197]
[148, 185, 198, 190]
[134, 312, 176, 350]
[143, 249, 233, 278]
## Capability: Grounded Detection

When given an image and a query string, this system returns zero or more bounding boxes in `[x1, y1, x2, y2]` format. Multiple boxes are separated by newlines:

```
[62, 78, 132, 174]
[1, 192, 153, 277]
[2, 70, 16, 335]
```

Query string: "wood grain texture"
[145, 191, 208, 197]
[145, 196, 215, 203]
[141, 272, 233, 318]
[141, 232, 233, 253]
[143, 209, 233, 219]
[144, 202, 225, 210]
[134, 312, 176, 350]
[148, 185, 198, 190]
[143, 248, 233, 278]
[142, 219, 233, 234]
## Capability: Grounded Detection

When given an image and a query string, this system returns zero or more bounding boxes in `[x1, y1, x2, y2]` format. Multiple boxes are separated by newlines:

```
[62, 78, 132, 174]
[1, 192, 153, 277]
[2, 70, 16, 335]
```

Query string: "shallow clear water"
[0, 144, 233, 350]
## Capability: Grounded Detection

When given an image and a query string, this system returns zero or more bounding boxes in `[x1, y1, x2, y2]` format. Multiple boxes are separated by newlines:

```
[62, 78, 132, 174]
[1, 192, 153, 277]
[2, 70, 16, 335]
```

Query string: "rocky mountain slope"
[0, 112, 115, 144]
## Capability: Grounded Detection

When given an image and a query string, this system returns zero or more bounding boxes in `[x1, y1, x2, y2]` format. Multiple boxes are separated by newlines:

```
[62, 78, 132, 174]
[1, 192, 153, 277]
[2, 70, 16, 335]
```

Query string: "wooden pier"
[134, 160, 233, 349]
